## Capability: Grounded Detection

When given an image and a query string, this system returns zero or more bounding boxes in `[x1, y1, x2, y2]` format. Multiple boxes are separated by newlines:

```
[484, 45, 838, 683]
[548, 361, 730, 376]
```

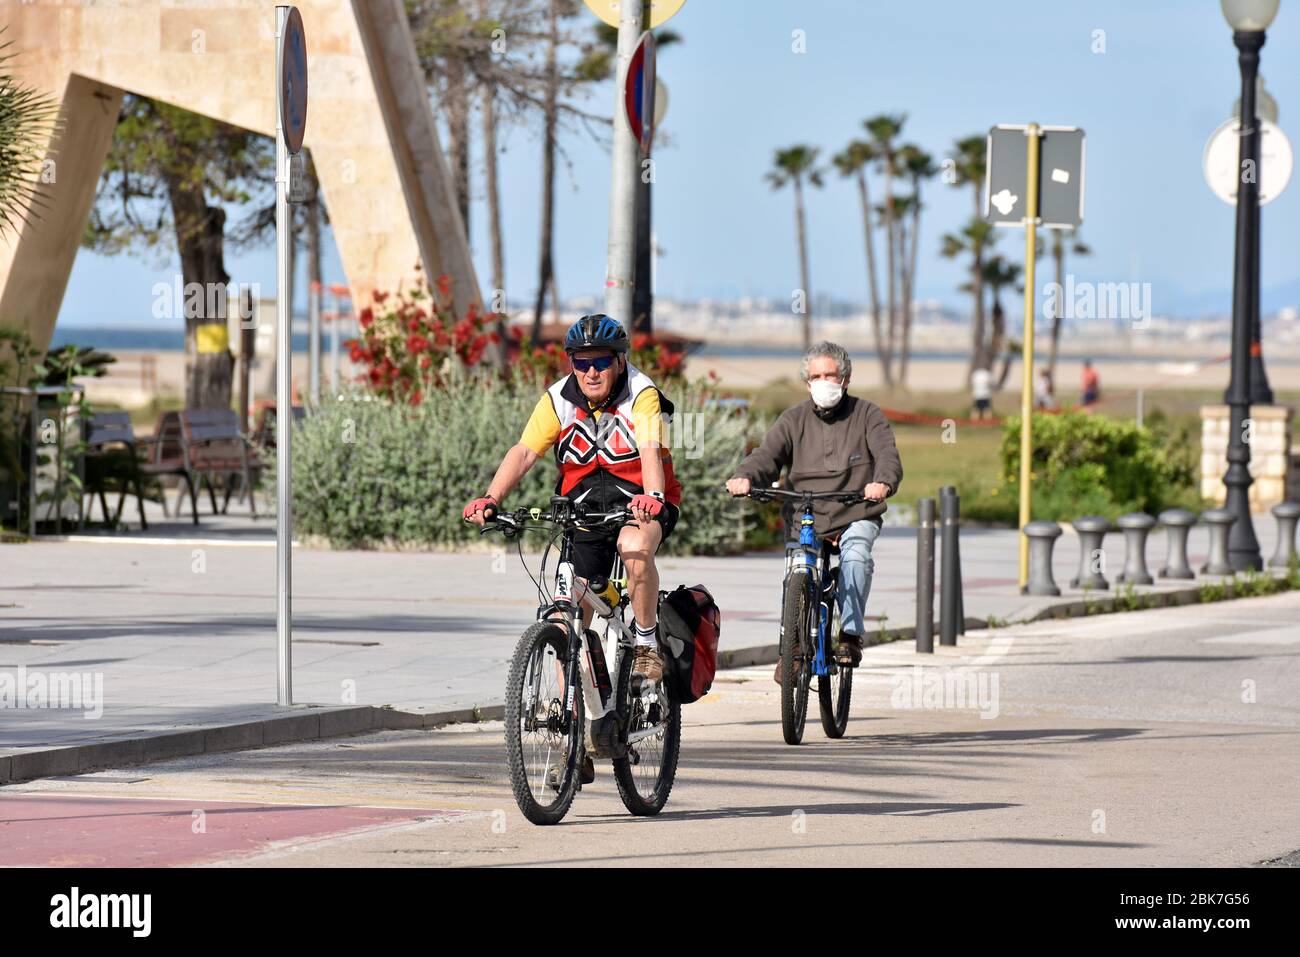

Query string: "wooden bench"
[177, 408, 264, 519]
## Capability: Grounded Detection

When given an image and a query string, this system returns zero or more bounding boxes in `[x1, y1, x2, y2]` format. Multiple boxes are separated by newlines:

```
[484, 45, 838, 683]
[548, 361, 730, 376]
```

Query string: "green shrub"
[283, 374, 767, 554]
[999, 412, 1200, 521]
[954, 481, 1018, 525]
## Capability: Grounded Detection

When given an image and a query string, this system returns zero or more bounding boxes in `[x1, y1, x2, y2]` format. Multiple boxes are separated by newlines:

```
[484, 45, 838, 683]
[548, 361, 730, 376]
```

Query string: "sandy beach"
[80, 347, 1300, 409]
[687, 353, 1300, 394]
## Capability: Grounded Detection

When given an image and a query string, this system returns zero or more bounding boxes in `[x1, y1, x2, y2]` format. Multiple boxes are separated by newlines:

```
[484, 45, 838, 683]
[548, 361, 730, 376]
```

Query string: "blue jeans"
[834, 519, 881, 637]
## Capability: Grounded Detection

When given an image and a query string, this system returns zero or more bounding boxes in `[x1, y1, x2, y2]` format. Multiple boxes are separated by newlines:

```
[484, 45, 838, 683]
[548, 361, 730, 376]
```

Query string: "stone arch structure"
[0, 0, 480, 353]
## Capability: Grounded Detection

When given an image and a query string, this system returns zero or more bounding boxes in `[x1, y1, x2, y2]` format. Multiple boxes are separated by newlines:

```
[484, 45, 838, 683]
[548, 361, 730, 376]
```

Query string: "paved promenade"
[0, 499, 1286, 757]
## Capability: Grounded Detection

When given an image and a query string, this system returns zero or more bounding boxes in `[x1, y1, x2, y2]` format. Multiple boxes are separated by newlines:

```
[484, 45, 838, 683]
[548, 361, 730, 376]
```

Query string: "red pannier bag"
[657, 584, 721, 704]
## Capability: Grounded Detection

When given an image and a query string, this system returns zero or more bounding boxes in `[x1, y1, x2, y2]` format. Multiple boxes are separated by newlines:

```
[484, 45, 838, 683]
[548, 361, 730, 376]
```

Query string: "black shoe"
[835, 632, 863, 667]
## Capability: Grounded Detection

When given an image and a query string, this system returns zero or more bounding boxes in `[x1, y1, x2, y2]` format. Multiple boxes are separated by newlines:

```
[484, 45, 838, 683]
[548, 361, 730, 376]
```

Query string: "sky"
[58, 0, 1300, 328]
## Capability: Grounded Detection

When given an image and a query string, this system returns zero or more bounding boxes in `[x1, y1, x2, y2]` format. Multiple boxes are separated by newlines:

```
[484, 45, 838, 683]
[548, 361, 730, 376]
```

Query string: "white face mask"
[809, 379, 844, 409]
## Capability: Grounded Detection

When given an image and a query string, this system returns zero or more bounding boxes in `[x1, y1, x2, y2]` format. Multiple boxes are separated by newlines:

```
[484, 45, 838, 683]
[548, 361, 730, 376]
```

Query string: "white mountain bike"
[479, 496, 681, 826]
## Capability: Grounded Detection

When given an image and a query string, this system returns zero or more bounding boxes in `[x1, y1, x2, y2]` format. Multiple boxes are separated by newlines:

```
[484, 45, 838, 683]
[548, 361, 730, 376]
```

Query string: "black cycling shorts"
[570, 502, 678, 581]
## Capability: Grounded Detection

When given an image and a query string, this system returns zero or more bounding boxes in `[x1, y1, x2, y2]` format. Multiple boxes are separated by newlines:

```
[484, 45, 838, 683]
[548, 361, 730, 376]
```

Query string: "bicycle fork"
[813, 572, 836, 679]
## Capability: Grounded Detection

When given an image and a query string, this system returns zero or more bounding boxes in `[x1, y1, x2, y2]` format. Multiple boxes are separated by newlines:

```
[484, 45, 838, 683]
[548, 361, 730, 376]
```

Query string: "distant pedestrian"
[970, 366, 994, 420]
[1081, 359, 1100, 408]
[1034, 367, 1054, 410]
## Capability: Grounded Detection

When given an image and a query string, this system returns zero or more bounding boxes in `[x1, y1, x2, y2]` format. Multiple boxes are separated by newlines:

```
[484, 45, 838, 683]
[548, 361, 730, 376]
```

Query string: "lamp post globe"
[1220, 0, 1279, 30]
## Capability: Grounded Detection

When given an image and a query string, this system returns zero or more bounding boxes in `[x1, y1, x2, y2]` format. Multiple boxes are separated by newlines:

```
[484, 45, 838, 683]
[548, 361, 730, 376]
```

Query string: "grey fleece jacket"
[734, 394, 904, 537]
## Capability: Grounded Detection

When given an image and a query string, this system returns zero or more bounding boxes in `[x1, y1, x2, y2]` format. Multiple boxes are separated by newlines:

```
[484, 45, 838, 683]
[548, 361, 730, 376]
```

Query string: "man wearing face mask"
[726, 341, 903, 676]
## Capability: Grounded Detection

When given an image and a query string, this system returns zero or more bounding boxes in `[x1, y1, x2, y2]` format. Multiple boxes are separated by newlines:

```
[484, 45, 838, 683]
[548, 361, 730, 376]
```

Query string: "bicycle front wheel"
[779, 571, 813, 745]
[818, 594, 853, 738]
[612, 649, 681, 816]
[504, 621, 583, 826]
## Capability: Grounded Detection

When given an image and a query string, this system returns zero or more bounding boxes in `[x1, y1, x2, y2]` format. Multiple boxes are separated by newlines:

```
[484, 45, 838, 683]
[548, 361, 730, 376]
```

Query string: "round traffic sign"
[624, 31, 656, 154]
[583, 0, 685, 29]
[279, 6, 308, 154]
[1203, 117, 1292, 206]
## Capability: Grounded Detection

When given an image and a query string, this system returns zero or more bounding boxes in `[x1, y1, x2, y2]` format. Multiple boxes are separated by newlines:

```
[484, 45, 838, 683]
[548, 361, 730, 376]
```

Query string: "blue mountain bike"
[740, 488, 876, 745]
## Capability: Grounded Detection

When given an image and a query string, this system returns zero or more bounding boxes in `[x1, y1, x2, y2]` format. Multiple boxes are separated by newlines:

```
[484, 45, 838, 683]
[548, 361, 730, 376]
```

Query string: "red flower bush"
[347, 275, 690, 403]
[344, 275, 502, 404]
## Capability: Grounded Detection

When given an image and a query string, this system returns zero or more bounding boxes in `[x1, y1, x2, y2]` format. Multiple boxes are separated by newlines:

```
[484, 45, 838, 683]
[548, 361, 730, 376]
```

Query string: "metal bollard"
[1201, 508, 1236, 576]
[1024, 521, 1062, 596]
[1069, 515, 1111, 590]
[916, 497, 935, 654]
[1269, 501, 1300, 569]
[941, 486, 966, 636]
[1157, 508, 1197, 579]
[1115, 513, 1156, 585]
[939, 487, 960, 646]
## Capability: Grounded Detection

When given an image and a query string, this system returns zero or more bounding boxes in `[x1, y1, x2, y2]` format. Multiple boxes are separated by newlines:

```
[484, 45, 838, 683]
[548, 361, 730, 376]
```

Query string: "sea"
[48, 326, 1294, 366]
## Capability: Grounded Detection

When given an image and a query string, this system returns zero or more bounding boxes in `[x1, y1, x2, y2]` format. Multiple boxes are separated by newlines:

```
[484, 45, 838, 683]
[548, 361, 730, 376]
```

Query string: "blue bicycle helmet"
[564, 314, 629, 354]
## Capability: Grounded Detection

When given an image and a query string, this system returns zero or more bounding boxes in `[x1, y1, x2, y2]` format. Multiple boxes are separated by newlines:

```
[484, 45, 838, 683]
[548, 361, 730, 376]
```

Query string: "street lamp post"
[1235, 73, 1278, 403]
[1219, 0, 1278, 571]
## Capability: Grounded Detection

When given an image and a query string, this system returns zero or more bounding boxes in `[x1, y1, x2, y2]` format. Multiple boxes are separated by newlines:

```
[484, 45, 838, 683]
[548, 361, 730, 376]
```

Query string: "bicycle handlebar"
[727, 486, 881, 507]
[474, 501, 636, 538]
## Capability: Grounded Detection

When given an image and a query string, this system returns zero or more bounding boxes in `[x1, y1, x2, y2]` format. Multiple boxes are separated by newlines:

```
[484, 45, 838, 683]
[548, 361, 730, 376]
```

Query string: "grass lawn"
[725, 383, 1300, 525]
[892, 421, 1004, 512]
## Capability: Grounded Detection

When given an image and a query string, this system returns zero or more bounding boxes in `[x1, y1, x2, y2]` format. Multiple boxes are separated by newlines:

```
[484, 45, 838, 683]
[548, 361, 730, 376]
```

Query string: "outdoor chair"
[81, 411, 160, 531]
[177, 408, 264, 519]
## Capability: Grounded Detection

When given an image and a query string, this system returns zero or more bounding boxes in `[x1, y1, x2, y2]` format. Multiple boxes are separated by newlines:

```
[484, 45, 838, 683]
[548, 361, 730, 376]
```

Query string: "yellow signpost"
[985, 123, 1084, 590]
[1017, 125, 1040, 590]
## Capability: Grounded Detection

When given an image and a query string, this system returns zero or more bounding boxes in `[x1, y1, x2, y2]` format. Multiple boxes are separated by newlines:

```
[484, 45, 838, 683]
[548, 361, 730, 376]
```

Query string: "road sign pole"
[1018, 123, 1041, 592]
[275, 4, 293, 706]
[602, 3, 643, 325]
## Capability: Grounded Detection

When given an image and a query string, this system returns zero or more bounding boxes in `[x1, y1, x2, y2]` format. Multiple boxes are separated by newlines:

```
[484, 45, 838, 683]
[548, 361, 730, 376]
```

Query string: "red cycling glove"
[630, 494, 664, 517]
[462, 494, 498, 521]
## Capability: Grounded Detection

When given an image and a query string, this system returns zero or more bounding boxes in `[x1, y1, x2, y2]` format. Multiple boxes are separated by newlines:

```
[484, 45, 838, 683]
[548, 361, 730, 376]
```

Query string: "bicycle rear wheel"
[504, 621, 583, 825]
[818, 593, 852, 738]
[612, 648, 681, 816]
[779, 571, 813, 745]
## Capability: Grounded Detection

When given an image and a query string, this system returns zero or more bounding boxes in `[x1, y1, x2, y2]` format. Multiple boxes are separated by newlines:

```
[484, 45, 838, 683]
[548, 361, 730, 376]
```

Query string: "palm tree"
[864, 115, 905, 379]
[0, 29, 59, 238]
[949, 134, 992, 378]
[766, 145, 823, 350]
[896, 144, 936, 389]
[832, 139, 888, 384]
[982, 254, 1022, 389]
[888, 193, 912, 384]
[1046, 230, 1090, 385]
[939, 218, 997, 369]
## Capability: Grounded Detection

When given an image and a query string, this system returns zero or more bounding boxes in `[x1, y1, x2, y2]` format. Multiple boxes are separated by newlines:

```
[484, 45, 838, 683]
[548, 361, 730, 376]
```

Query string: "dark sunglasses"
[572, 355, 616, 373]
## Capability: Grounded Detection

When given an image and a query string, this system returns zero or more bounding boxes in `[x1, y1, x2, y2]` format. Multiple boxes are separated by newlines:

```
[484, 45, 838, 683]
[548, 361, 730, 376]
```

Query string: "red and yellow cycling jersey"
[519, 363, 682, 506]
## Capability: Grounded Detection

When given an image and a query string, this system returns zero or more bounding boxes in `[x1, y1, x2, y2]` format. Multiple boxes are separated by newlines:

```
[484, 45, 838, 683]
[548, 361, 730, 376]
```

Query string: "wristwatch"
[647, 490, 665, 502]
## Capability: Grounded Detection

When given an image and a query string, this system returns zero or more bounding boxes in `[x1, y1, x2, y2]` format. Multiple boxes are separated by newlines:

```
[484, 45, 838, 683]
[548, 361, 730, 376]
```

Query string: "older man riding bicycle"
[463, 314, 681, 690]
[727, 341, 903, 679]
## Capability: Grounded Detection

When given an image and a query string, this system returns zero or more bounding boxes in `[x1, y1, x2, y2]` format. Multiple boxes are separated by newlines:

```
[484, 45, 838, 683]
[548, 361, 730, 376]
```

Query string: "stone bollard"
[1201, 508, 1235, 576]
[1115, 513, 1156, 585]
[1157, 508, 1197, 580]
[1269, 501, 1300, 569]
[1070, 516, 1111, 590]
[1024, 521, 1063, 596]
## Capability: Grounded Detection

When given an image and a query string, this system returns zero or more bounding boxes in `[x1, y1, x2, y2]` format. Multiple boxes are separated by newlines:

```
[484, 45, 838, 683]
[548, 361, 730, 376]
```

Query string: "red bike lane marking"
[0, 794, 456, 867]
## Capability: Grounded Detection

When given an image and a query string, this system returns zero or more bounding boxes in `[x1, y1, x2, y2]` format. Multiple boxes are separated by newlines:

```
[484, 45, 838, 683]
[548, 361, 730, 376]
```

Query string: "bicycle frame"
[783, 503, 838, 680]
[536, 525, 635, 724]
